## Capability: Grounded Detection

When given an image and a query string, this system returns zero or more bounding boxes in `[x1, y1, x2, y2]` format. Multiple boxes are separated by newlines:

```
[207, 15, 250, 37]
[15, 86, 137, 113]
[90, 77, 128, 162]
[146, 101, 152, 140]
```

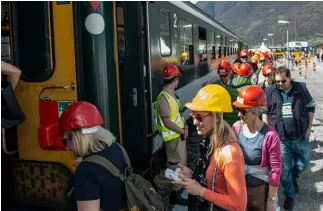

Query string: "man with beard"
[154, 64, 188, 205]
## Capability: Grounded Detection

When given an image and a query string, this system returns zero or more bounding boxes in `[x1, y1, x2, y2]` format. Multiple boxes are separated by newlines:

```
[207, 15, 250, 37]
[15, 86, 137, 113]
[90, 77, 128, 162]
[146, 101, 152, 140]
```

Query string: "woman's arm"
[266, 132, 282, 188]
[1, 61, 21, 90]
[77, 200, 100, 211]
[202, 146, 247, 211]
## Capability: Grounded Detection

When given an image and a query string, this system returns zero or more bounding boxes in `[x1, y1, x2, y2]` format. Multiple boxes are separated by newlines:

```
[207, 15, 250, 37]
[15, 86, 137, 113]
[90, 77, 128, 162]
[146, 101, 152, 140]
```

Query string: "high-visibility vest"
[155, 91, 184, 142]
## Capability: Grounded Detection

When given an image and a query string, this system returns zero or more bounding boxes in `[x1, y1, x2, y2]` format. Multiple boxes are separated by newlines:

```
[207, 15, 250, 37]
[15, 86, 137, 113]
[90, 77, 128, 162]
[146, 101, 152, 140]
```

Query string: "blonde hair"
[208, 112, 237, 156]
[66, 126, 116, 157]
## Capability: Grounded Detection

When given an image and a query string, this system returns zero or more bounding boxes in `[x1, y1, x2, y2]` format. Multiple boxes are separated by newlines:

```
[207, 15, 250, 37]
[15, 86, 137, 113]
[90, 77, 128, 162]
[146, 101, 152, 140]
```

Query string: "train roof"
[168, 1, 246, 44]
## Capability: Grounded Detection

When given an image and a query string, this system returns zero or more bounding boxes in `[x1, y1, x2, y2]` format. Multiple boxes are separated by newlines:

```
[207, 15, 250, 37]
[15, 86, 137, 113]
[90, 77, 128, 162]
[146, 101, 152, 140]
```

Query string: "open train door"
[115, 2, 153, 174]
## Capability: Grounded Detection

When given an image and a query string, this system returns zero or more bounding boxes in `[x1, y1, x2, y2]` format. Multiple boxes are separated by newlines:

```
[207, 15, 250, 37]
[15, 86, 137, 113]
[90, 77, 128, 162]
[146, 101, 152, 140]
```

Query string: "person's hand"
[173, 175, 206, 196]
[305, 129, 311, 137]
[266, 199, 276, 211]
[177, 163, 192, 178]
[184, 127, 189, 139]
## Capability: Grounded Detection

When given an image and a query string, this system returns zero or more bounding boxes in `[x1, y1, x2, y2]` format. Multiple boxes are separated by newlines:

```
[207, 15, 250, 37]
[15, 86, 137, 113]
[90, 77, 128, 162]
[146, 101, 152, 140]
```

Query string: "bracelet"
[267, 196, 277, 201]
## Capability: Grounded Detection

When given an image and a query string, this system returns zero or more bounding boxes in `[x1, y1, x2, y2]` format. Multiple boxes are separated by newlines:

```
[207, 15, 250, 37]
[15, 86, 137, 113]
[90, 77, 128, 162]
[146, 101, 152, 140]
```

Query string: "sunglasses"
[62, 134, 73, 146]
[220, 74, 229, 78]
[241, 56, 248, 59]
[237, 108, 251, 116]
[190, 113, 212, 122]
[276, 80, 287, 84]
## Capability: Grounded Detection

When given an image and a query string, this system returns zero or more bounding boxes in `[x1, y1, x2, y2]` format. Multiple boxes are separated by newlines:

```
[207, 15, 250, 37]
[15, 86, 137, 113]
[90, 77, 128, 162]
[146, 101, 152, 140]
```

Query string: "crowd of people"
[52, 49, 315, 211]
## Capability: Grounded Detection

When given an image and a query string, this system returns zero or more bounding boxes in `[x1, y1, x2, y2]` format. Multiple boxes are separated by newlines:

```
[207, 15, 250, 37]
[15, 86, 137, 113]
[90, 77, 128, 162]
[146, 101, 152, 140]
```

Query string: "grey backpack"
[82, 143, 165, 211]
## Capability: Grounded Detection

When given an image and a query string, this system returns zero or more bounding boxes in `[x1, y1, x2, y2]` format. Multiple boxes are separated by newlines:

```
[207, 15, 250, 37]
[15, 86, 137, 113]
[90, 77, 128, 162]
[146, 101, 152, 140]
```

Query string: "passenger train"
[1, 1, 247, 209]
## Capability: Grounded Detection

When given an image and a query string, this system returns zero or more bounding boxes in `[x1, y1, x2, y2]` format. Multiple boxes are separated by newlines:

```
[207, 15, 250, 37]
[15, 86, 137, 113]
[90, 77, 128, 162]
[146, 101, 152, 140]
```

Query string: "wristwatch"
[267, 196, 277, 201]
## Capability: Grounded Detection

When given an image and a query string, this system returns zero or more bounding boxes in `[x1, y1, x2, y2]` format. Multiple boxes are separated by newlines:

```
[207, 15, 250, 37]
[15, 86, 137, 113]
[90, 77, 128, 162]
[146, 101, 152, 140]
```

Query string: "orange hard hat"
[237, 63, 253, 77]
[240, 49, 248, 57]
[217, 60, 231, 75]
[262, 65, 275, 76]
[59, 101, 104, 132]
[163, 64, 181, 78]
[260, 52, 270, 61]
[233, 86, 267, 108]
[231, 63, 241, 74]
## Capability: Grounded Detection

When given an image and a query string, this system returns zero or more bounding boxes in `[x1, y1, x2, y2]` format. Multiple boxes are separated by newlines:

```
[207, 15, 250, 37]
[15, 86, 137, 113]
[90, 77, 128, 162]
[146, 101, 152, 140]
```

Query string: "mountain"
[196, 1, 323, 47]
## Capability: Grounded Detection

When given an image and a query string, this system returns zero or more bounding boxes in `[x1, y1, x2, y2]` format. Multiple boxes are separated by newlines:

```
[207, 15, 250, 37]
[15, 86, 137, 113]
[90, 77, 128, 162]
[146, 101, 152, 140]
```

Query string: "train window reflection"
[180, 19, 193, 65]
[198, 26, 207, 62]
[117, 4, 125, 64]
[207, 32, 215, 59]
[159, 10, 171, 57]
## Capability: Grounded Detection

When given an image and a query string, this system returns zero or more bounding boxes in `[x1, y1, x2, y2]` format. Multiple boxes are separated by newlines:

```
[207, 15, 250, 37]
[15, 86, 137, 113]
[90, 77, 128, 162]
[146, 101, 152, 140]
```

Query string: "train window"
[117, 4, 126, 64]
[198, 26, 207, 62]
[179, 19, 193, 65]
[207, 32, 215, 59]
[159, 10, 171, 57]
[225, 37, 228, 57]
[217, 35, 222, 58]
[11, 2, 55, 82]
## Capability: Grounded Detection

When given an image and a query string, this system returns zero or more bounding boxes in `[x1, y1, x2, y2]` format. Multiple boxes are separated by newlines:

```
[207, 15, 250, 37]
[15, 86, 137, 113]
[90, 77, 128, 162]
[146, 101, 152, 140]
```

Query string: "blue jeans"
[280, 136, 311, 198]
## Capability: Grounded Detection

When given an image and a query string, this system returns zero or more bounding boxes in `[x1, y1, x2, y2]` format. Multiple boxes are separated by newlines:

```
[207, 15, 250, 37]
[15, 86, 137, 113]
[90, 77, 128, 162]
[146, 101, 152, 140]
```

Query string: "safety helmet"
[185, 84, 233, 113]
[260, 52, 270, 61]
[255, 51, 261, 56]
[240, 49, 248, 57]
[262, 65, 275, 76]
[250, 55, 260, 64]
[59, 101, 104, 132]
[181, 52, 188, 57]
[217, 60, 231, 75]
[237, 63, 253, 77]
[233, 86, 267, 108]
[163, 64, 181, 78]
[231, 63, 241, 74]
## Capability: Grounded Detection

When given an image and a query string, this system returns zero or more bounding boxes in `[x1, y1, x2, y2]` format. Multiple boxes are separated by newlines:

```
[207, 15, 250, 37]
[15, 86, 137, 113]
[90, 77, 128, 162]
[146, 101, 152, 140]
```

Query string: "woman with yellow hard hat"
[174, 84, 247, 211]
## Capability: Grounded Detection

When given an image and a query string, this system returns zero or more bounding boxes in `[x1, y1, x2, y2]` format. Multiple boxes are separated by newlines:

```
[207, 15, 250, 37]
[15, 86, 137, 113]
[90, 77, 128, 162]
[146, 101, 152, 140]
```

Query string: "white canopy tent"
[258, 42, 271, 53]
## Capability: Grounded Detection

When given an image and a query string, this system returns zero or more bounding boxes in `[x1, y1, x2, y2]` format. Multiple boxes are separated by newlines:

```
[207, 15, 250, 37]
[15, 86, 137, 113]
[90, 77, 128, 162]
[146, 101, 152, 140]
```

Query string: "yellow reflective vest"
[155, 91, 184, 142]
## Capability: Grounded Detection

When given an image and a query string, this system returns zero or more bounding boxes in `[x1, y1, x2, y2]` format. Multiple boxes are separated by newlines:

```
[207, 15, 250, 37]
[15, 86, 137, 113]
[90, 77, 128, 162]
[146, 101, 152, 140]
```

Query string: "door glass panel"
[159, 10, 171, 57]
[179, 19, 193, 65]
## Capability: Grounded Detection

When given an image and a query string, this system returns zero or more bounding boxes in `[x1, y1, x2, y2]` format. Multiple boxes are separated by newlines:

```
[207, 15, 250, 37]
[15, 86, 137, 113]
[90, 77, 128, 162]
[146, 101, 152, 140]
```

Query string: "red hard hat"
[217, 60, 231, 75]
[163, 64, 181, 78]
[59, 101, 104, 132]
[233, 86, 267, 108]
[262, 65, 275, 76]
[260, 52, 270, 61]
[237, 63, 253, 77]
[240, 50, 248, 57]
[231, 63, 241, 74]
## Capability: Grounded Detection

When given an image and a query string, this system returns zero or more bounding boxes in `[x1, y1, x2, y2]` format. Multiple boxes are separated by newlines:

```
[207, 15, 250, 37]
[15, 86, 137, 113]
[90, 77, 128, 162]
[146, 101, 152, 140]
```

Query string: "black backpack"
[68, 143, 165, 211]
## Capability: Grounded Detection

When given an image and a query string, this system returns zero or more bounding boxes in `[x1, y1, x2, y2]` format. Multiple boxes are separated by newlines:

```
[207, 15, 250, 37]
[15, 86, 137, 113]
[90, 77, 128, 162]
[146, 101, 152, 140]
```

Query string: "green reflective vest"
[155, 91, 184, 142]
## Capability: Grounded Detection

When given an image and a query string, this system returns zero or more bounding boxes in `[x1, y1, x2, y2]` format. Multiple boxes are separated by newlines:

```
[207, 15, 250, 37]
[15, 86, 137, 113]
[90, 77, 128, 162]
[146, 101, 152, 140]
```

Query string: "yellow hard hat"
[181, 52, 188, 57]
[251, 55, 260, 64]
[185, 84, 233, 113]
[255, 51, 261, 56]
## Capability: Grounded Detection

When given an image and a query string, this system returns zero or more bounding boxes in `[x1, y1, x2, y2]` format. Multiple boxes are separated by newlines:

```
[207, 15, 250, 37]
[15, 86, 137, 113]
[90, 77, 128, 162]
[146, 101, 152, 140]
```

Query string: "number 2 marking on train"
[174, 13, 177, 28]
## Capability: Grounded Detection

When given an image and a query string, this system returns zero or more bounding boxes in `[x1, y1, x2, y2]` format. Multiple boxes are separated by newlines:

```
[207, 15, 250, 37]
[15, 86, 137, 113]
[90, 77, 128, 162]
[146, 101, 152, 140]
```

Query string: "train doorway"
[115, 2, 153, 174]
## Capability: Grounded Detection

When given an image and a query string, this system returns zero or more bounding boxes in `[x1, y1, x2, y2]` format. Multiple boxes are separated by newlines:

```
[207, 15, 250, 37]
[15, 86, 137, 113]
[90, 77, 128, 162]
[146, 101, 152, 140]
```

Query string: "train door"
[1, 2, 78, 209]
[115, 2, 153, 172]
